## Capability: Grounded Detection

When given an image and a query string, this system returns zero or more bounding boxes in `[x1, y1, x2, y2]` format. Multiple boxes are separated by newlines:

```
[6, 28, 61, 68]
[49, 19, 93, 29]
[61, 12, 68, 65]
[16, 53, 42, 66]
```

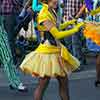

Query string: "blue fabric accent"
[87, 39, 100, 52]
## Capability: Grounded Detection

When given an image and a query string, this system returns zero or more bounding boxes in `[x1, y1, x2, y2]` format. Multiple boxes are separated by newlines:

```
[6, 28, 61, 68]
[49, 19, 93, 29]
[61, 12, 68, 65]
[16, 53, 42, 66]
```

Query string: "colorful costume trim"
[83, 23, 100, 46]
[84, 0, 100, 46]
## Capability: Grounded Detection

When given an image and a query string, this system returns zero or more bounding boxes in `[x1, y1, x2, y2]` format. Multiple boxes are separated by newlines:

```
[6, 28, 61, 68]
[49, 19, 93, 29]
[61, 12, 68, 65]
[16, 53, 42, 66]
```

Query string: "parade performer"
[20, 0, 84, 99]
[84, 0, 100, 87]
[0, 16, 27, 91]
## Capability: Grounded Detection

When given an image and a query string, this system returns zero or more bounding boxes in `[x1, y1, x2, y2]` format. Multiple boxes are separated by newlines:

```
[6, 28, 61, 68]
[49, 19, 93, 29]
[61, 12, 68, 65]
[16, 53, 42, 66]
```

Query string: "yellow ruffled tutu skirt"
[20, 40, 80, 77]
[83, 23, 100, 46]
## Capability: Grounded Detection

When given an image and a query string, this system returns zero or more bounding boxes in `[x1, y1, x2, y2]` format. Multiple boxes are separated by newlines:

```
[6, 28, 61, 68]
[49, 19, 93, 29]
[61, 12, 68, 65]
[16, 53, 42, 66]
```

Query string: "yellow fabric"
[36, 43, 80, 69]
[35, 43, 60, 53]
[37, 4, 56, 31]
[37, 4, 56, 24]
[20, 42, 80, 77]
[37, 4, 84, 39]
[50, 22, 84, 39]
[20, 52, 70, 77]
[59, 19, 76, 30]
[35, 43, 80, 69]
[60, 44, 80, 71]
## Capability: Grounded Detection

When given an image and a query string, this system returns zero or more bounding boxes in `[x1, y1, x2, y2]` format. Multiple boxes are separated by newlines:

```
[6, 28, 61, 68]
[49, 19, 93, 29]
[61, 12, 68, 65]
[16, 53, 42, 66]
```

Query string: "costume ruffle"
[20, 3, 80, 77]
[83, 22, 100, 46]
[20, 41, 80, 77]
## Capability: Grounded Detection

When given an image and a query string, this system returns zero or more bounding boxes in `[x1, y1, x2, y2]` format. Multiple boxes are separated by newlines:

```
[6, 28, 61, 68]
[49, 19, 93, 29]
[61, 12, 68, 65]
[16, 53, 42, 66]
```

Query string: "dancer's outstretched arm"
[59, 19, 76, 30]
[43, 20, 84, 39]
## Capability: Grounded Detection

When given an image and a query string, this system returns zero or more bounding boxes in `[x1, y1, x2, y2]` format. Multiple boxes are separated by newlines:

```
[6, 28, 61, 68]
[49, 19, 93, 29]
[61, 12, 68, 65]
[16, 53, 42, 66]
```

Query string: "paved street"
[0, 56, 100, 100]
[0, 73, 100, 100]
[0, 69, 100, 100]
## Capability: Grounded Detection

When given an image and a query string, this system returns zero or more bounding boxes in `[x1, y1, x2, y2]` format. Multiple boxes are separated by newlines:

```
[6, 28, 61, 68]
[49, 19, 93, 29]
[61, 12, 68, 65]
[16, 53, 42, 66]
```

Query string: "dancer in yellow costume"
[20, 0, 84, 100]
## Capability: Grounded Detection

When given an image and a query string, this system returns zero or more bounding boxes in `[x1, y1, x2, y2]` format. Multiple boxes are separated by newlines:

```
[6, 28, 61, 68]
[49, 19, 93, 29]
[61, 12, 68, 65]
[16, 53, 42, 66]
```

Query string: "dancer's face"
[48, 0, 58, 9]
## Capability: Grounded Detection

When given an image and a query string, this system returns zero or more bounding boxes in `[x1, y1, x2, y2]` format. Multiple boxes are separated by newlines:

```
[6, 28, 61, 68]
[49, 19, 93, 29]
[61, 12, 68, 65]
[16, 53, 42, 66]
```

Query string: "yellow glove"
[76, 22, 84, 29]
[50, 22, 84, 39]
[59, 19, 76, 30]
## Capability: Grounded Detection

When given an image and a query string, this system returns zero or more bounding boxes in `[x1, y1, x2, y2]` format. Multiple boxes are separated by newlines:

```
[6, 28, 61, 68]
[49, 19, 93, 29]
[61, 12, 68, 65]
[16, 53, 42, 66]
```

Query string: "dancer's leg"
[95, 54, 100, 87]
[34, 77, 50, 100]
[57, 76, 70, 100]
[96, 54, 100, 81]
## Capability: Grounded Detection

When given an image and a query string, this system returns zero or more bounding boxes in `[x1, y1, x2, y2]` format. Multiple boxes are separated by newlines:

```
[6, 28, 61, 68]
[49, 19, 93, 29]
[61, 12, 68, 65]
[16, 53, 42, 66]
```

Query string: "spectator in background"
[1, 0, 24, 64]
[63, 0, 86, 70]
[0, 0, 27, 92]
